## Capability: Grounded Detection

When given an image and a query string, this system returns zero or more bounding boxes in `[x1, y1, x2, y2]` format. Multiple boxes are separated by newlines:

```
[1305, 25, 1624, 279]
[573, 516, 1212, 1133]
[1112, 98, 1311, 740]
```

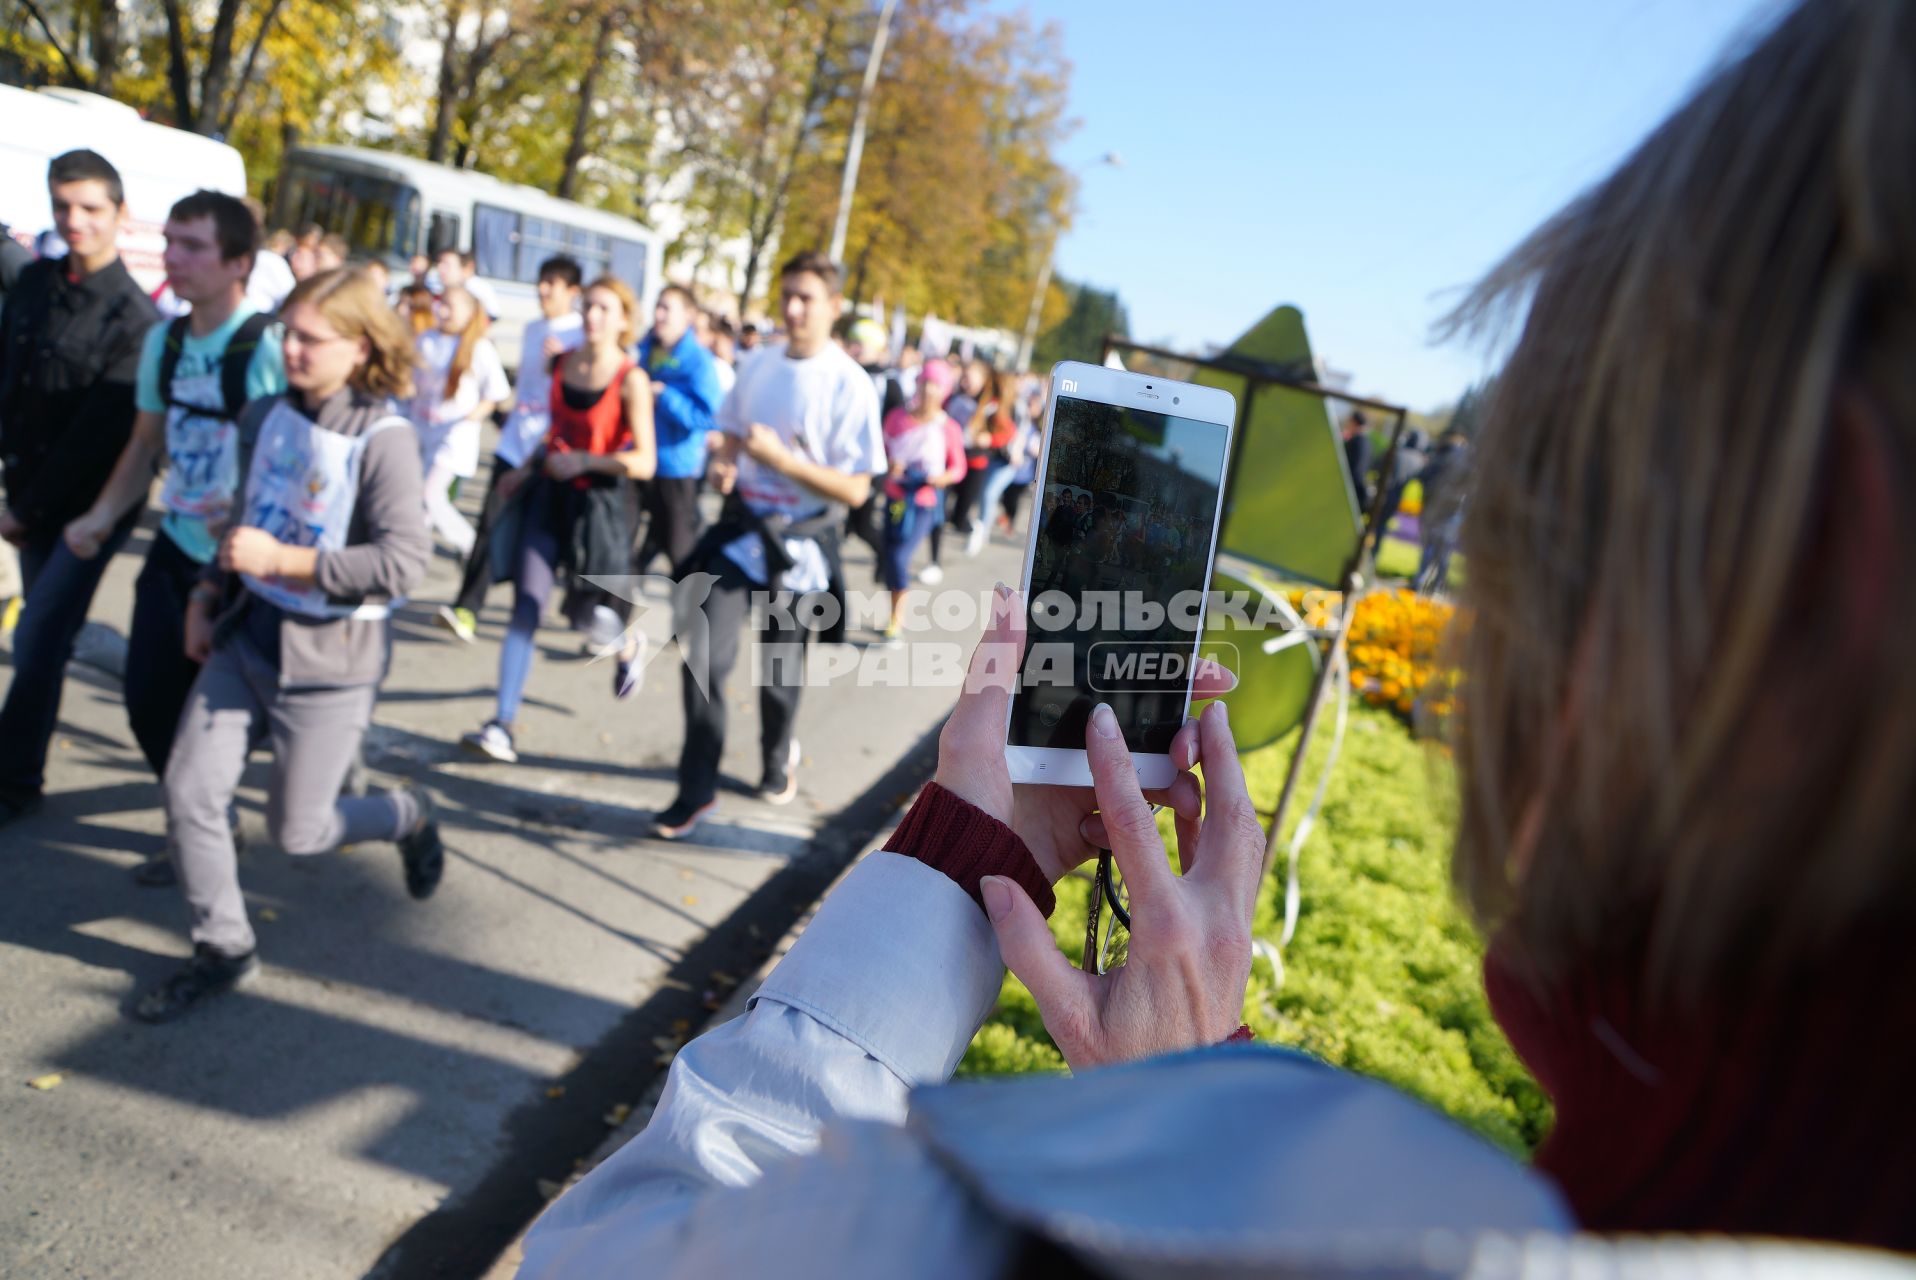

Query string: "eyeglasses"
[281, 326, 354, 350]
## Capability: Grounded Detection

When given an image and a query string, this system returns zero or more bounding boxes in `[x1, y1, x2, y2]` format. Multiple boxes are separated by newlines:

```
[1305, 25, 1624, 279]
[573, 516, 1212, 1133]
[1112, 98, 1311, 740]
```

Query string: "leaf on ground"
[545, 1085, 566, 1099]
[27, 1073, 63, 1091]
[258, 907, 280, 923]
[603, 1103, 632, 1126]
[681, 896, 698, 907]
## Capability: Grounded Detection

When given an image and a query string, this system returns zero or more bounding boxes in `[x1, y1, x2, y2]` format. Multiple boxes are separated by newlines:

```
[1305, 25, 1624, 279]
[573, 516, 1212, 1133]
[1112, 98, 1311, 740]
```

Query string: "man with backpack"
[61, 190, 284, 870]
[0, 150, 160, 825]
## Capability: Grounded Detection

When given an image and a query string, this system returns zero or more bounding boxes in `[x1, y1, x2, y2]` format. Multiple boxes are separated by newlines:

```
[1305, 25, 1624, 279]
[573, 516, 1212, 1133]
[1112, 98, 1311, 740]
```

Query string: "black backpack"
[156, 312, 275, 422]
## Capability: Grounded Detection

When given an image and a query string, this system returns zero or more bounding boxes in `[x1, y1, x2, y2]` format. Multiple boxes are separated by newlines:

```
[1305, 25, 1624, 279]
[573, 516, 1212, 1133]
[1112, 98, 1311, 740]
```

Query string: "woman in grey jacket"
[138, 268, 441, 1023]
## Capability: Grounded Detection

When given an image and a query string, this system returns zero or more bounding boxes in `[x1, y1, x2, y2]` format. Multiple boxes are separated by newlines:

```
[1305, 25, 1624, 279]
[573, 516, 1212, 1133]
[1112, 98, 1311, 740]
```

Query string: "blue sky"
[1009, 0, 1785, 410]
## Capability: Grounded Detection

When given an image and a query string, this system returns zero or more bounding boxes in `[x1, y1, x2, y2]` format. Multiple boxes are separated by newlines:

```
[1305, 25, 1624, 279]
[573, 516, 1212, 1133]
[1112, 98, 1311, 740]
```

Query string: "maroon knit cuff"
[1223, 1024, 1254, 1044]
[883, 781, 1056, 919]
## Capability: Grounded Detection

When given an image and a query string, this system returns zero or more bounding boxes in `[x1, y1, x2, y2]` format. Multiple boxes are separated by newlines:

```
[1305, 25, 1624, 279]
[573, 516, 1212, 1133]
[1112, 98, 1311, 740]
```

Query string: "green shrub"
[957, 705, 1552, 1159]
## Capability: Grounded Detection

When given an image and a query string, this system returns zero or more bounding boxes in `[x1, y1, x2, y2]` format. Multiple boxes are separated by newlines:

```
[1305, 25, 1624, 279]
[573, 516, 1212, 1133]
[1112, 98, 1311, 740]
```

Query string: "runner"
[462, 277, 656, 763]
[410, 285, 508, 557]
[138, 267, 439, 1022]
[878, 357, 964, 643]
[651, 251, 883, 839]
[0, 149, 159, 825]
[438, 255, 583, 643]
[998, 387, 1043, 534]
[964, 366, 1023, 556]
[634, 284, 722, 577]
[433, 247, 500, 321]
[61, 190, 285, 883]
[920, 356, 987, 585]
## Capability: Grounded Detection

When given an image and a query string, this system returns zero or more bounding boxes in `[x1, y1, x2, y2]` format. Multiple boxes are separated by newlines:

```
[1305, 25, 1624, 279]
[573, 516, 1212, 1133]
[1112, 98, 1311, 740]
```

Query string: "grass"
[958, 703, 1552, 1159]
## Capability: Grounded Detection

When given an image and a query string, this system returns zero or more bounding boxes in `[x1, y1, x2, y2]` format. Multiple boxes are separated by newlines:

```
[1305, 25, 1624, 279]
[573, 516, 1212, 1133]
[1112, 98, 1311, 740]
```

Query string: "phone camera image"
[1010, 390, 1231, 756]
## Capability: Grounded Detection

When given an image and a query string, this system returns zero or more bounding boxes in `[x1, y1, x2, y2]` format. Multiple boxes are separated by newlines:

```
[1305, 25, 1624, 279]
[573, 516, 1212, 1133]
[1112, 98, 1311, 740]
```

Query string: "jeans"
[0, 521, 135, 802]
[674, 560, 810, 809]
[977, 462, 1016, 531]
[125, 529, 205, 778]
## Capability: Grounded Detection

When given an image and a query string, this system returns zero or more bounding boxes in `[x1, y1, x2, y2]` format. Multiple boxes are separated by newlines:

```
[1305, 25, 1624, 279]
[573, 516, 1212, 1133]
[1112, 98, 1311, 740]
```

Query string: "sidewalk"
[0, 500, 1021, 1280]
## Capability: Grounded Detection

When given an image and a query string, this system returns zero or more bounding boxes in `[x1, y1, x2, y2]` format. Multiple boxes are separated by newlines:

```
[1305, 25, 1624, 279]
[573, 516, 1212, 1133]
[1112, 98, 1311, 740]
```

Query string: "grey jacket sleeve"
[313, 422, 430, 601]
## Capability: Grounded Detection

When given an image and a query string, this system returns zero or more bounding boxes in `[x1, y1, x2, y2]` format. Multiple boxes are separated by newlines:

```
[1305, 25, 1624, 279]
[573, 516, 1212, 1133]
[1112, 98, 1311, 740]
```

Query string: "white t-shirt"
[712, 357, 737, 399]
[245, 250, 296, 315]
[463, 276, 501, 320]
[720, 343, 883, 592]
[496, 312, 584, 467]
[411, 330, 511, 478]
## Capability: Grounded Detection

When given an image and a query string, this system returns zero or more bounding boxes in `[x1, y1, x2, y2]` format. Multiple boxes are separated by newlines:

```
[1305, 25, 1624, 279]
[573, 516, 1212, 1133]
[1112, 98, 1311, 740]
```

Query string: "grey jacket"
[205, 387, 430, 689]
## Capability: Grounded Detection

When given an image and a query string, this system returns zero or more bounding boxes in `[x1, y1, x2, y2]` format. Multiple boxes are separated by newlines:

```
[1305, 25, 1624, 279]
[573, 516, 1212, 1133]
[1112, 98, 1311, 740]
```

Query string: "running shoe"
[614, 632, 648, 699]
[877, 621, 903, 649]
[758, 738, 801, 806]
[436, 605, 478, 644]
[135, 943, 259, 1023]
[461, 720, 518, 763]
[650, 797, 716, 840]
[918, 562, 945, 586]
[965, 521, 989, 557]
[396, 786, 444, 900]
[586, 604, 623, 653]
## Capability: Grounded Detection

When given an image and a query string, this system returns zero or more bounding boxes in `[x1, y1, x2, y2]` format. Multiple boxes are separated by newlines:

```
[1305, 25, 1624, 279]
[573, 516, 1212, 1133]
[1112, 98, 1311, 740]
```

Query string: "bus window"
[609, 239, 647, 299]
[428, 210, 462, 257]
[276, 162, 419, 264]
[474, 204, 517, 278]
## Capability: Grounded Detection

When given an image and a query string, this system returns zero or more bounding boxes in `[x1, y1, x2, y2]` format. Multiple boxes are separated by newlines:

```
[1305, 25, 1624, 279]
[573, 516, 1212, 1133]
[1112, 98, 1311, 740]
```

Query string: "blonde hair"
[1444, 0, 1916, 1001]
[584, 276, 640, 350]
[283, 267, 418, 399]
[438, 285, 490, 401]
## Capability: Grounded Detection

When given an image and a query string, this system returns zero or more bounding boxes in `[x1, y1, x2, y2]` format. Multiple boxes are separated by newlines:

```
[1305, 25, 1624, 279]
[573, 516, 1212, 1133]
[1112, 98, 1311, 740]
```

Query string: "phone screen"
[1009, 393, 1231, 755]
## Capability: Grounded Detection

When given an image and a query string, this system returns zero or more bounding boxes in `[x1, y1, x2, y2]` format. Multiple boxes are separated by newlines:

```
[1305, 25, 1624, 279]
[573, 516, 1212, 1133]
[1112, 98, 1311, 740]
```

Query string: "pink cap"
[920, 357, 957, 397]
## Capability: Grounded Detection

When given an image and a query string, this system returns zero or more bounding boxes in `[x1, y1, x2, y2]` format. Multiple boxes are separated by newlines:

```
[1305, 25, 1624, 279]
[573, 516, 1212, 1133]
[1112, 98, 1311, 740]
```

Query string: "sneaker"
[461, 720, 518, 763]
[650, 797, 716, 840]
[965, 522, 989, 557]
[135, 943, 259, 1023]
[918, 562, 944, 586]
[758, 738, 800, 806]
[877, 621, 903, 649]
[614, 633, 648, 700]
[436, 605, 478, 644]
[396, 787, 444, 900]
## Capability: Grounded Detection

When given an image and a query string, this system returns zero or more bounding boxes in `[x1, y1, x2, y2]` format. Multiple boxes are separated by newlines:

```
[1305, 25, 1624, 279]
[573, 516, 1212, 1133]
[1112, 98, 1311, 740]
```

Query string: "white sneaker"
[461, 720, 518, 763]
[965, 522, 988, 557]
[918, 563, 945, 586]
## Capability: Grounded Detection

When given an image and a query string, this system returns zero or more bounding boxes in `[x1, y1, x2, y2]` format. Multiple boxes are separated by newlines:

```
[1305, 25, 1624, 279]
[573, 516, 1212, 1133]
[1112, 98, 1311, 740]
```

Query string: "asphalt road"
[0, 481, 1022, 1280]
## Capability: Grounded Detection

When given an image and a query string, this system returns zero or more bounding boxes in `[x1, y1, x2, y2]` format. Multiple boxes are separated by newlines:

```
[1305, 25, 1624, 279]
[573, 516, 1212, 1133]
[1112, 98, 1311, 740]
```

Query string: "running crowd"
[0, 148, 1046, 1022]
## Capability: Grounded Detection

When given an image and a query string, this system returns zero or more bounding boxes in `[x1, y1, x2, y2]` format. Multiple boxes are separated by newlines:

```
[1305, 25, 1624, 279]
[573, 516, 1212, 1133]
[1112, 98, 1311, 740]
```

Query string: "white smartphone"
[1004, 360, 1237, 789]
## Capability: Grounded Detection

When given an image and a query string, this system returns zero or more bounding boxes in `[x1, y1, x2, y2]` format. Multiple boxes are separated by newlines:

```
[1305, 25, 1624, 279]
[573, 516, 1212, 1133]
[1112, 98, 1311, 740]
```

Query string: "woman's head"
[917, 358, 957, 414]
[436, 285, 479, 336]
[961, 357, 991, 397]
[279, 268, 416, 401]
[583, 277, 640, 350]
[1448, 0, 1916, 998]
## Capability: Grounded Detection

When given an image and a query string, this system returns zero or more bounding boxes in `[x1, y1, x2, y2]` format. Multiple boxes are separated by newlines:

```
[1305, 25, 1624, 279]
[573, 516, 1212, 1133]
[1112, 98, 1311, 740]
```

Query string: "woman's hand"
[543, 450, 590, 482]
[935, 584, 1233, 885]
[983, 698, 1261, 1071]
[218, 527, 286, 577]
[184, 597, 216, 664]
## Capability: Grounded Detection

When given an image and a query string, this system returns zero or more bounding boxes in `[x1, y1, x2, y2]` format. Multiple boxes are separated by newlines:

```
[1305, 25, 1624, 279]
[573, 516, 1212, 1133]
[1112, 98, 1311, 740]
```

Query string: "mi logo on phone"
[1060, 379, 1078, 393]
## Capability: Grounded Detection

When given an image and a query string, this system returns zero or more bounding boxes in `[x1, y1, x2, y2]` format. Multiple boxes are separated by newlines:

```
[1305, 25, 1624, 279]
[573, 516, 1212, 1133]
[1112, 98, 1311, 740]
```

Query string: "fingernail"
[1214, 699, 1229, 725]
[1091, 702, 1119, 738]
[994, 580, 1009, 597]
[980, 875, 1013, 921]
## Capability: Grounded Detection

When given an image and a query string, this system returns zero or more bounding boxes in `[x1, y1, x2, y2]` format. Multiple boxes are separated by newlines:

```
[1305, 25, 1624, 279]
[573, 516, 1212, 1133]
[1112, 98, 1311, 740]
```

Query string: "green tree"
[1033, 277, 1130, 368]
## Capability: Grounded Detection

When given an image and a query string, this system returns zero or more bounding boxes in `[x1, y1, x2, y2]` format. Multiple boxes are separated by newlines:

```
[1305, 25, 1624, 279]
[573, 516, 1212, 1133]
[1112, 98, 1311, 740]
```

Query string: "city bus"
[272, 144, 663, 368]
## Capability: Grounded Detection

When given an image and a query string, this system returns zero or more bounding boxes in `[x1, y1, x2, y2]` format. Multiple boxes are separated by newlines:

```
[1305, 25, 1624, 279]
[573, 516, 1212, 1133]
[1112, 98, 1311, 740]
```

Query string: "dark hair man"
[59, 190, 286, 872]
[0, 149, 161, 824]
[634, 283, 724, 576]
[438, 255, 585, 641]
[652, 251, 883, 838]
[433, 246, 499, 320]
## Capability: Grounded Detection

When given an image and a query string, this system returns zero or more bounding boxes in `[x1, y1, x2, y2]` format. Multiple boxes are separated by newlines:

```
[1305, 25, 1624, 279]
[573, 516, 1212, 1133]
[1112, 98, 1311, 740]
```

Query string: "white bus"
[0, 84, 247, 294]
[273, 145, 663, 368]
